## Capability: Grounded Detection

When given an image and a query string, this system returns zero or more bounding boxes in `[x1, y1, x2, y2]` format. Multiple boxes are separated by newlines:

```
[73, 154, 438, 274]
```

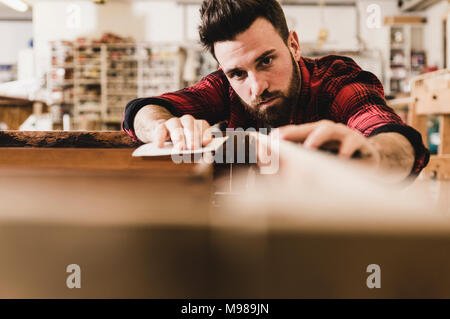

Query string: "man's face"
[214, 17, 301, 127]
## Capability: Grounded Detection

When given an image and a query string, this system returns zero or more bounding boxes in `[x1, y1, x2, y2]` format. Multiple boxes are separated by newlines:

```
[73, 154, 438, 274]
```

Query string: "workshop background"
[1, 0, 450, 299]
[0, 0, 448, 150]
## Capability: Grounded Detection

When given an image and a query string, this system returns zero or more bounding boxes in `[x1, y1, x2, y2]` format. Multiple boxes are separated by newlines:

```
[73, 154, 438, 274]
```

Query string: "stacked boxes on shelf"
[384, 17, 426, 96]
[48, 40, 182, 130]
[139, 43, 181, 97]
[102, 43, 139, 124]
[48, 41, 74, 127]
[74, 41, 103, 129]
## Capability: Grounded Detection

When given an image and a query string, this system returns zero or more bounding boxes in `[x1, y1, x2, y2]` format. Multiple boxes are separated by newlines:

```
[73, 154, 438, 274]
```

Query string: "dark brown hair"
[199, 0, 290, 57]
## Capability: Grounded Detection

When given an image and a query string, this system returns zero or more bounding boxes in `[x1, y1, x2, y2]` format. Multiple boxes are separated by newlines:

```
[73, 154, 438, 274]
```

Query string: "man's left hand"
[275, 120, 381, 167]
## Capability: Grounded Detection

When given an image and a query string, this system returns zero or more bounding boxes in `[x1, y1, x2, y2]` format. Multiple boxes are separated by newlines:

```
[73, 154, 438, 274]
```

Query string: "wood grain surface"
[0, 130, 140, 148]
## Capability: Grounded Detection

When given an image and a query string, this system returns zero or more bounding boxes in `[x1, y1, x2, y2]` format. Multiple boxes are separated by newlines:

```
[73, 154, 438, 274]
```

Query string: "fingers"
[275, 120, 375, 162]
[180, 114, 196, 150]
[339, 135, 363, 158]
[277, 123, 317, 142]
[256, 132, 272, 166]
[180, 115, 211, 149]
[201, 120, 213, 146]
[162, 115, 211, 150]
[303, 123, 344, 149]
[165, 117, 186, 150]
[151, 119, 170, 148]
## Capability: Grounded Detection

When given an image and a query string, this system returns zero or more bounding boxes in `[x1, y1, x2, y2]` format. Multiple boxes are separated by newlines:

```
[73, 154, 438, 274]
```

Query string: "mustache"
[251, 91, 284, 107]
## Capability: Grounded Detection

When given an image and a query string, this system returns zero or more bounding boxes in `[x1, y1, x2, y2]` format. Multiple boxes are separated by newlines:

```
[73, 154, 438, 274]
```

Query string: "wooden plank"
[439, 115, 450, 155]
[0, 148, 211, 177]
[415, 89, 450, 115]
[4, 220, 450, 298]
[408, 103, 428, 147]
[421, 155, 450, 180]
[0, 130, 139, 148]
[0, 96, 50, 130]
[207, 141, 450, 298]
[413, 72, 450, 115]
[0, 166, 212, 227]
[0, 104, 33, 130]
[2, 134, 450, 298]
[0, 224, 211, 298]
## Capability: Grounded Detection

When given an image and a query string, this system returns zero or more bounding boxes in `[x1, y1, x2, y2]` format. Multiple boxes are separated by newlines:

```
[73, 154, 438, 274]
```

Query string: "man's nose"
[249, 73, 269, 100]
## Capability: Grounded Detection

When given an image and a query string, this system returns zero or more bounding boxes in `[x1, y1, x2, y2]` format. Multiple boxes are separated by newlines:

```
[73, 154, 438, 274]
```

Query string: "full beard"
[242, 53, 301, 128]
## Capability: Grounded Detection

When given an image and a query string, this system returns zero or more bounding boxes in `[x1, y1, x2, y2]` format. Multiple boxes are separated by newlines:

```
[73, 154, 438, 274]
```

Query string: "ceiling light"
[0, 0, 29, 12]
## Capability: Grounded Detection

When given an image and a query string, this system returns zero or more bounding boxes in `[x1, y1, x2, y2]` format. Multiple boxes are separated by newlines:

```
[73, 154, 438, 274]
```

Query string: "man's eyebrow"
[225, 67, 242, 76]
[254, 49, 276, 64]
[224, 49, 277, 76]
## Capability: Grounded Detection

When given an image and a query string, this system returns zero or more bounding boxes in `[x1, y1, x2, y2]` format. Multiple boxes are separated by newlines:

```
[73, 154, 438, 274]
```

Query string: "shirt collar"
[289, 57, 311, 124]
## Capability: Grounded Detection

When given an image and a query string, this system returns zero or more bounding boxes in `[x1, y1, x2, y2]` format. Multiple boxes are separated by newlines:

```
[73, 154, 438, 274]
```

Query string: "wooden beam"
[0, 147, 211, 177]
[422, 155, 450, 180]
[0, 131, 140, 148]
[408, 104, 428, 147]
[412, 71, 450, 115]
[439, 115, 450, 155]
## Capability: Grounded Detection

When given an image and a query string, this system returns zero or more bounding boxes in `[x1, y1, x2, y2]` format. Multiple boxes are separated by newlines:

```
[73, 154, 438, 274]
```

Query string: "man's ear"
[287, 30, 301, 60]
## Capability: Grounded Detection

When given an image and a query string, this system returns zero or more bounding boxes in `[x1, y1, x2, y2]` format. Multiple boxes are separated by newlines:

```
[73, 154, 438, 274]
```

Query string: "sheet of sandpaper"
[132, 136, 229, 157]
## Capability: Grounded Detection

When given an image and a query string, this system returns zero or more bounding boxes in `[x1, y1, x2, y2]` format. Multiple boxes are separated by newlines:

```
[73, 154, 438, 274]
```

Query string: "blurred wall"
[33, 0, 146, 77]
[284, 5, 359, 51]
[0, 22, 32, 64]
[32, 0, 449, 78]
[423, 0, 448, 69]
[32, 0, 365, 77]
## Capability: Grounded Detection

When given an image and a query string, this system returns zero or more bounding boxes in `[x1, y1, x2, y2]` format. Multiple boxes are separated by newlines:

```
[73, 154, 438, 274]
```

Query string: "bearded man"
[122, 0, 429, 182]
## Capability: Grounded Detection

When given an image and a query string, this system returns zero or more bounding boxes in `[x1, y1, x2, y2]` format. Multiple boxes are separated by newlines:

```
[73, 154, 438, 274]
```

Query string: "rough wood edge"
[0, 130, 141, 148]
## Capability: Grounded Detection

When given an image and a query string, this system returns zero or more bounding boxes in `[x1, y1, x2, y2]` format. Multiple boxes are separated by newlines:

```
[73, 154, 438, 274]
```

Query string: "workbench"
[1, 130, 450, 298]
[0, 96, 48, 130]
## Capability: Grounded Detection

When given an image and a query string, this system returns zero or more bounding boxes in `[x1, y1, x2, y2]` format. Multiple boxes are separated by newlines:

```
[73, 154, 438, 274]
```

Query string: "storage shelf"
[48, 42, 182, 130]
[384, 22, 425, 96]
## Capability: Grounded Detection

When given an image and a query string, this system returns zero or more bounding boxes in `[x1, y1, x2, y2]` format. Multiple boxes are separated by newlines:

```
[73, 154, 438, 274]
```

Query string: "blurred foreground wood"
[410, 70, 450, 209]
[0, 132, 449, 298]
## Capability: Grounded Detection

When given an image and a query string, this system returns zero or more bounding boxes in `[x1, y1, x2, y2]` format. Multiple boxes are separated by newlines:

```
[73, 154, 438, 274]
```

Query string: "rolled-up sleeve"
[330, 68, 429, 178]
[122, 70, 230, 141]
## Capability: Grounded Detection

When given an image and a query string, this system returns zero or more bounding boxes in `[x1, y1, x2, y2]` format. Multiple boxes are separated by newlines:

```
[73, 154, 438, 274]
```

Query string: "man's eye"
[232, 71, 245, 79]
[261, 57, 273, 66]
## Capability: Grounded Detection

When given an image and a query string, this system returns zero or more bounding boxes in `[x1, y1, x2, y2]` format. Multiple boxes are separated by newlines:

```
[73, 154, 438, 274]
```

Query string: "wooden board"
[0, 166, 212, 227]
[0, 130, 139, 148]
[0, 139, 449, 298]
[0, 133, 216, 297]
[412, 71, 450, 115]
[422, 154, 450, 179]
[0, 97, 49, 130]
[440, 115, 450, 154]
[0, 147, 211, 175]
[2, 131, 450, 298]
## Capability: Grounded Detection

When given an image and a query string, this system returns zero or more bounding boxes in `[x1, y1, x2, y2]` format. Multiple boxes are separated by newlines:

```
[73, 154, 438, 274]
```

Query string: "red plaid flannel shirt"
[123, 55, 429, 177]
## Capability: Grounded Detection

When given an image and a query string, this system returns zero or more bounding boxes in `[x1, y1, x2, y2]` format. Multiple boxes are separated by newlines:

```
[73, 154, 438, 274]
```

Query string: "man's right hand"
[134, 105, 212, 150]
[152, 114, 212, 150]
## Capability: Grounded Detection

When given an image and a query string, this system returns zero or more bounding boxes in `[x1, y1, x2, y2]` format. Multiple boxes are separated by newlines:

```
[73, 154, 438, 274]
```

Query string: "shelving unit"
[384, 20, 426, 96]
[47, 41, 182, 130]
[139, 43, 181, 96]
[73, 42, 103, 129]
[47, 41, 74, 128]
[102, 43, 139, 125]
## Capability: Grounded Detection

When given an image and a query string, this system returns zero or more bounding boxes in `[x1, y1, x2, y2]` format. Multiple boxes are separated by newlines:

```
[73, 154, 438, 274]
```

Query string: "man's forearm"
[134, 105, 173, 143]
[369, 132, 415, 182]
